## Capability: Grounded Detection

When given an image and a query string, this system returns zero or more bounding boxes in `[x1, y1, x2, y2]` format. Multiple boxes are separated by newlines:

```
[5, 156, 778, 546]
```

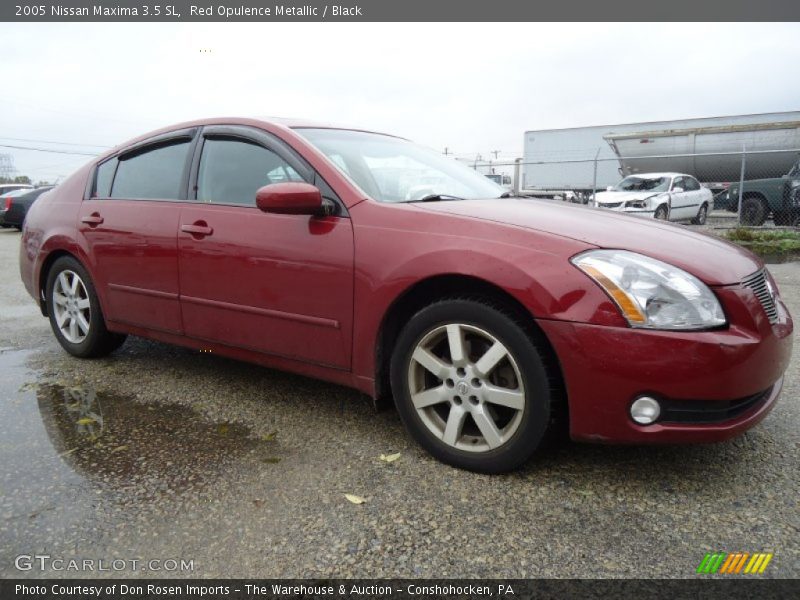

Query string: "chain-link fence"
[504, 147, 800, 227]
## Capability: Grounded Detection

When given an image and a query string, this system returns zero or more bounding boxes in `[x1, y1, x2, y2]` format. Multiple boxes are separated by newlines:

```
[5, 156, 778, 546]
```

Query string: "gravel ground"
[0, 227, 797, 579]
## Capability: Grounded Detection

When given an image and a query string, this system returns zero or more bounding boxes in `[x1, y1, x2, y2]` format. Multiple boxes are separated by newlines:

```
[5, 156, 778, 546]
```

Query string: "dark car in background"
[0, 186, 54, 230]
[724, 158, 800, 226]
[1, 188, 36, 229]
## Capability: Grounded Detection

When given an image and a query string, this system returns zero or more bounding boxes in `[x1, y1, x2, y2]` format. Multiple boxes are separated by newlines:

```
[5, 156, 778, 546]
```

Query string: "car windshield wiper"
[405, 194, 465, 203]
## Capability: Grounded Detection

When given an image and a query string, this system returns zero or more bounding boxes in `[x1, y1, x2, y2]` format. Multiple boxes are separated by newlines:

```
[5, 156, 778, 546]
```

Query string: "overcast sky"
[1, 22, 799, 182]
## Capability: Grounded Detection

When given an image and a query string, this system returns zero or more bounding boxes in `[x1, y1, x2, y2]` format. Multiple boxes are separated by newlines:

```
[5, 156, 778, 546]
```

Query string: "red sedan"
[19, 118, 793, 472]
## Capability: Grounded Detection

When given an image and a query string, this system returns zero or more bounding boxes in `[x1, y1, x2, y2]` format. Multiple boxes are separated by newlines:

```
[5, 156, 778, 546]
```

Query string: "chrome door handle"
[81, 213, 104, 226]
[181, 223, 213, 237]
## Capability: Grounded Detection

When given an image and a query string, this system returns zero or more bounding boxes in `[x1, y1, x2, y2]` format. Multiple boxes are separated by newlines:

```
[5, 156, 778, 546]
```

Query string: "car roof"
[18, 186, 54, 197]
[0, 188, 34, 198]
[622, 172, 691, 179]
[101, 116, 400, 159]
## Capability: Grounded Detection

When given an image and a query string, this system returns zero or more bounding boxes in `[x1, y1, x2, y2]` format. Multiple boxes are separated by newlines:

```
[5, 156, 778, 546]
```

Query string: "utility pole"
[0, 154, 16, 181]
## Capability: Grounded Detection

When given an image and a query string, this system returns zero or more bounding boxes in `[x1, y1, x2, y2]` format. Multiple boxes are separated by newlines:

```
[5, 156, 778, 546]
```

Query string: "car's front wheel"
[390, 299, 553, 473]
[654, 205, 669, 221]
[46, 256, 127, 358]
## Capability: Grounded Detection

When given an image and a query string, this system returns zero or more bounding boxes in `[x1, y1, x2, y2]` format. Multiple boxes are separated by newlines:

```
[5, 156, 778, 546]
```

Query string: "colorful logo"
[697, 552, 773, 574]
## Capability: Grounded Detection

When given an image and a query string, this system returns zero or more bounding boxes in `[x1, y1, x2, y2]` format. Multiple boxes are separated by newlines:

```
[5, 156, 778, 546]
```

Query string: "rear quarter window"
[93, 158, 117, 198]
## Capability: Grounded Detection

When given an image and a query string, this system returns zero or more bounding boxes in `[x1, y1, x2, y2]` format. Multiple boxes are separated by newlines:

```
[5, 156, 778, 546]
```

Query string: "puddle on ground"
[0, 348, 274, 548]
[32, 381, 260, 494]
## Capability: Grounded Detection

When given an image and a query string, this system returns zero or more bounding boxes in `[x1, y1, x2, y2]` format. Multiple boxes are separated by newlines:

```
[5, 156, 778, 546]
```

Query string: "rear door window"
[111, 140, 191, 200]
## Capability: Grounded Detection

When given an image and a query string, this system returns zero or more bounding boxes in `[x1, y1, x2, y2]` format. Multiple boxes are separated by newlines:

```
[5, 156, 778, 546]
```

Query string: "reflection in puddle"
[0, 347, 278, 558]
[36, 382, 261, 497]
[61, 386, 104, 440]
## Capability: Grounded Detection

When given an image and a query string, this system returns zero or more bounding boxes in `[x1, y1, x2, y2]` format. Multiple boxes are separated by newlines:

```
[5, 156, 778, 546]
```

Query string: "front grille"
[660, 386, 773, 424]
[742, 269, 779, 324]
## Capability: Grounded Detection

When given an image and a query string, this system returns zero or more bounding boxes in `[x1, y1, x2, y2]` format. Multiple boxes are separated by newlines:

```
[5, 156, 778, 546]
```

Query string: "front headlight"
[571, 249, 726, 330]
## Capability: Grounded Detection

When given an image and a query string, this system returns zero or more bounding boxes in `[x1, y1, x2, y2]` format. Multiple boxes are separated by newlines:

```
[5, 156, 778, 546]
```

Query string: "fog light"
[630, 396, 661, 425]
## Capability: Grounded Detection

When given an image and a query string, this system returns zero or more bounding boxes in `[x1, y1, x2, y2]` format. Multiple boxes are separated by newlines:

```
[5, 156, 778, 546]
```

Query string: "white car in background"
[593, 172, 713, 224]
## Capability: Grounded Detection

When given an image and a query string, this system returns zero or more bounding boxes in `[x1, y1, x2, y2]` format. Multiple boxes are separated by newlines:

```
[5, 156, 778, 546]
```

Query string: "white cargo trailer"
[522, 111, 800, 198]
[605, 120, 800, 183]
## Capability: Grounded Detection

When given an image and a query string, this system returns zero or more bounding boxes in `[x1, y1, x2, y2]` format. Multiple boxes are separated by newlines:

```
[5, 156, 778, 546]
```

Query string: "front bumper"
[595, 204, 655, 217]
[538, 284, 793, 444]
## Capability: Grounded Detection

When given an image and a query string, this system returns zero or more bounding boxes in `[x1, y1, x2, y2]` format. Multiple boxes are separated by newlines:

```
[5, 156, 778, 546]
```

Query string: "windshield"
[789, 160, 800, 178]
[296, 128, 504, 202]
[614, 176, 670, 192]
[485, 174, 503, 185]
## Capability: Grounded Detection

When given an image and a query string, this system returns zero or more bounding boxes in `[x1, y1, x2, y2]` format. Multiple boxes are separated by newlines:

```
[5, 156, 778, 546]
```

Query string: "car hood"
[594, 191, 660, 203]
[418, 198, 761, 286]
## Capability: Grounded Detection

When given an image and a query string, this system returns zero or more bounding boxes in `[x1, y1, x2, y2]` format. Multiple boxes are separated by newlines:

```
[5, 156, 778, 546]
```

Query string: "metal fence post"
[592, 148, 600, 203]
[513, 158, 522, 195]
[737, 143, 746, 226]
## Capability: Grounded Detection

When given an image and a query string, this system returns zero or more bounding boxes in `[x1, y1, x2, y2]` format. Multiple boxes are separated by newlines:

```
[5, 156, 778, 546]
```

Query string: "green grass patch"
[724, 227, 800, 256]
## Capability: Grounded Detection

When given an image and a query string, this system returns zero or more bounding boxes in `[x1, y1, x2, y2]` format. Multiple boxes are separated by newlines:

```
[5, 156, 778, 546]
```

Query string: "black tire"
[14, 225, 22, 232]
[654, 204, 669, 221]
[691, 203, 708, 225]
[740, 196, 767, 226]
[390, 298, 553, 473]
[45, 256, 126, 358]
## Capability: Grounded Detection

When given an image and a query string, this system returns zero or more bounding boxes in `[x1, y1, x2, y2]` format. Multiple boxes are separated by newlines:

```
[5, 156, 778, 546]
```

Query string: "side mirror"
[672, 186, 684, 193]
[255, 182, 323, 215]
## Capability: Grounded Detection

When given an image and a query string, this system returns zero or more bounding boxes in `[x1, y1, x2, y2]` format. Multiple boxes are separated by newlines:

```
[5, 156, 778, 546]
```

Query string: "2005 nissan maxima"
[19, 118, 793, 472]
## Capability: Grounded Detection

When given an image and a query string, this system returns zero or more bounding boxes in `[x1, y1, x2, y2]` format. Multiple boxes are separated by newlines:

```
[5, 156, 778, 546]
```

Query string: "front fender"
[348, 201, 627, 388]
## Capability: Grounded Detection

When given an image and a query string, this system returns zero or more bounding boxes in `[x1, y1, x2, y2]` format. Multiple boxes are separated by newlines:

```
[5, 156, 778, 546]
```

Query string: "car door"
[683, 176, 705, 216]
[77, 129, 198, 334]
[668, 176, 692, 220]
[177, 126, 354, 369]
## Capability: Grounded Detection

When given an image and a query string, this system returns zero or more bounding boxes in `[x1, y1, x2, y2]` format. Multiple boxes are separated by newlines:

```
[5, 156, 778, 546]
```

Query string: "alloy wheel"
[52, 270, 91, 344]
[407, 323, 526, 452]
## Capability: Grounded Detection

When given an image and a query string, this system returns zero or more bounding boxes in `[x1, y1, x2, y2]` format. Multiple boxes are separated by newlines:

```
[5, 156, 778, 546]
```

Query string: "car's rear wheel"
[740, 196, 767, 226]
[654, 205, 669, 221]
[46, 256, 126, 358]
[390, 299, 553, 473]
[692, 203, 708, 225]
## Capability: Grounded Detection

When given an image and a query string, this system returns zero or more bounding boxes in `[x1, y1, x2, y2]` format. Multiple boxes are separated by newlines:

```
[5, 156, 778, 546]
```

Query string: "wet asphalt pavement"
[0, 227, 797, 579]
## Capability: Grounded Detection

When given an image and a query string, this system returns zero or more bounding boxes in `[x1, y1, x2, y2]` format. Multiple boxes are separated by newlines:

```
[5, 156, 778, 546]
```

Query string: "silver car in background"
[593, 172, 713, 224]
